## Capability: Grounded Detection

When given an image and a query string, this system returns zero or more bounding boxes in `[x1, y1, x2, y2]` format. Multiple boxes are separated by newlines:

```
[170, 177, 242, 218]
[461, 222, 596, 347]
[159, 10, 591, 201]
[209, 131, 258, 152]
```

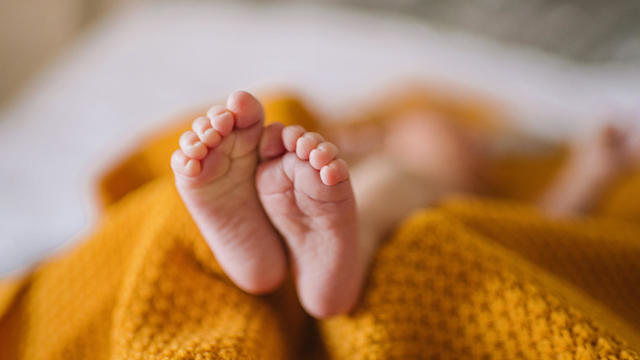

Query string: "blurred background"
[1, 0, 639, 274]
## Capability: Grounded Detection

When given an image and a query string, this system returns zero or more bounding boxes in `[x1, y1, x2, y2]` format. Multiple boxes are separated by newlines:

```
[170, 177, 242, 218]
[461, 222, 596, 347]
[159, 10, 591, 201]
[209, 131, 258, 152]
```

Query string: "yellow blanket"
[1, 93, 640, 359]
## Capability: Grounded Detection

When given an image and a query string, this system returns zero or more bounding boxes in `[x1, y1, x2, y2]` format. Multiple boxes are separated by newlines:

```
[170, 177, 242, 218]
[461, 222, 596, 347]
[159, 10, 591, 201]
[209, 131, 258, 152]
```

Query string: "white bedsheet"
[0, 1, 638, 275]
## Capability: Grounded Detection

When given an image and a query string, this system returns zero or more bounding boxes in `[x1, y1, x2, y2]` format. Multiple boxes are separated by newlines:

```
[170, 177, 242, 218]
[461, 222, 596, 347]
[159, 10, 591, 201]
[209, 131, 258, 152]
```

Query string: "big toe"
[221, 91, 266, 158]
[227, 90, 265, 128]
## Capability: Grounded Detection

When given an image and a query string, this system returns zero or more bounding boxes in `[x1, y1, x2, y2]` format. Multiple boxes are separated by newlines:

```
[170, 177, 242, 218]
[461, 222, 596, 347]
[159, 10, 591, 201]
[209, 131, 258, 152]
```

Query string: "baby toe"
[320, 158, 349, 186]
[206, 105, 227, 118]
[309, 141, 339, 170]
[282, 125, 306, 152]
[171, 149, 202, 177]
[180, 130, 208, 160]
[192, 116, 210, 135]
[192, 116, 222, 147]
[207, 106, 235, 137]
[296, 132, 324, 160]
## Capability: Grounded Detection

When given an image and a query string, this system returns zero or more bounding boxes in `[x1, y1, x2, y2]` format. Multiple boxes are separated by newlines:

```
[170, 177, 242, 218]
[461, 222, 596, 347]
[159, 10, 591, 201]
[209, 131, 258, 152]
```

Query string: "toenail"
[207, 105, 227, 118]
[304, 132, 323, 142]
[211, 112, 233, 126]
[297, 137, 312, 150]
[318, 142, 338, 154]
[211, 110, 231, 119]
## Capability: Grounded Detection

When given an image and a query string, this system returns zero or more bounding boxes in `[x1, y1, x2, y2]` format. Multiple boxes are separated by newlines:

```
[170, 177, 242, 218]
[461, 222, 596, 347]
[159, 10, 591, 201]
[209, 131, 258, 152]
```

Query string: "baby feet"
[171, 91, 287, 294]
[172, 91, 362, 317]
[256, 125, 362, 318]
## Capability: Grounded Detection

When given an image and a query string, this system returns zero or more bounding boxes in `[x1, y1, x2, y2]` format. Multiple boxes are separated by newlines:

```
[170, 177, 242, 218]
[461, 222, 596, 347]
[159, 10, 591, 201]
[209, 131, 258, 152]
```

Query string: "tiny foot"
[256, 125, 362, 318]
[171, 91, 286, 294]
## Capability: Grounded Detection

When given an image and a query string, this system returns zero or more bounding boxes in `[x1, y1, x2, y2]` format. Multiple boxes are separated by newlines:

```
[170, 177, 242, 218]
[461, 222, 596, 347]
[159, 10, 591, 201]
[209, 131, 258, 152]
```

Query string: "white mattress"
[1, 1, 638, 275]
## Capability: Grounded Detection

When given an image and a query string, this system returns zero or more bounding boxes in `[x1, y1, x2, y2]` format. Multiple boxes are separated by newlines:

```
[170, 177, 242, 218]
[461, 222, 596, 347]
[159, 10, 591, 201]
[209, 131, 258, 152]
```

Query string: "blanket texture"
[1, 93, 639, 359]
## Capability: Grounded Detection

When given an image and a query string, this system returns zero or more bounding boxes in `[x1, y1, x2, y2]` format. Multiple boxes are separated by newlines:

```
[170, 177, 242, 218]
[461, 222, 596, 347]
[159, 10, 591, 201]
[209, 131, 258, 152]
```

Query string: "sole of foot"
[171, 91, 286, 294]
[256, 124, 363, 318]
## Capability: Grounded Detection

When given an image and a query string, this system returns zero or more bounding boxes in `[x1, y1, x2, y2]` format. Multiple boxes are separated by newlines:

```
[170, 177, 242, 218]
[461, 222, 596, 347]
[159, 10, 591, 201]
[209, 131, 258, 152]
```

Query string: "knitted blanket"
[1, 94, 639, 359]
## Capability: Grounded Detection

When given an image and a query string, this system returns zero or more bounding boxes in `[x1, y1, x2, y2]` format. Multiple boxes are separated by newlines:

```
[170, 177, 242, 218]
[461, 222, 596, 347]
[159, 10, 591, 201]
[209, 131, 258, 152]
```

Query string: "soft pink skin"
[172, 91, 362, 317]
[171, 91, 287, 294]
[256, 125, 362, 318]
